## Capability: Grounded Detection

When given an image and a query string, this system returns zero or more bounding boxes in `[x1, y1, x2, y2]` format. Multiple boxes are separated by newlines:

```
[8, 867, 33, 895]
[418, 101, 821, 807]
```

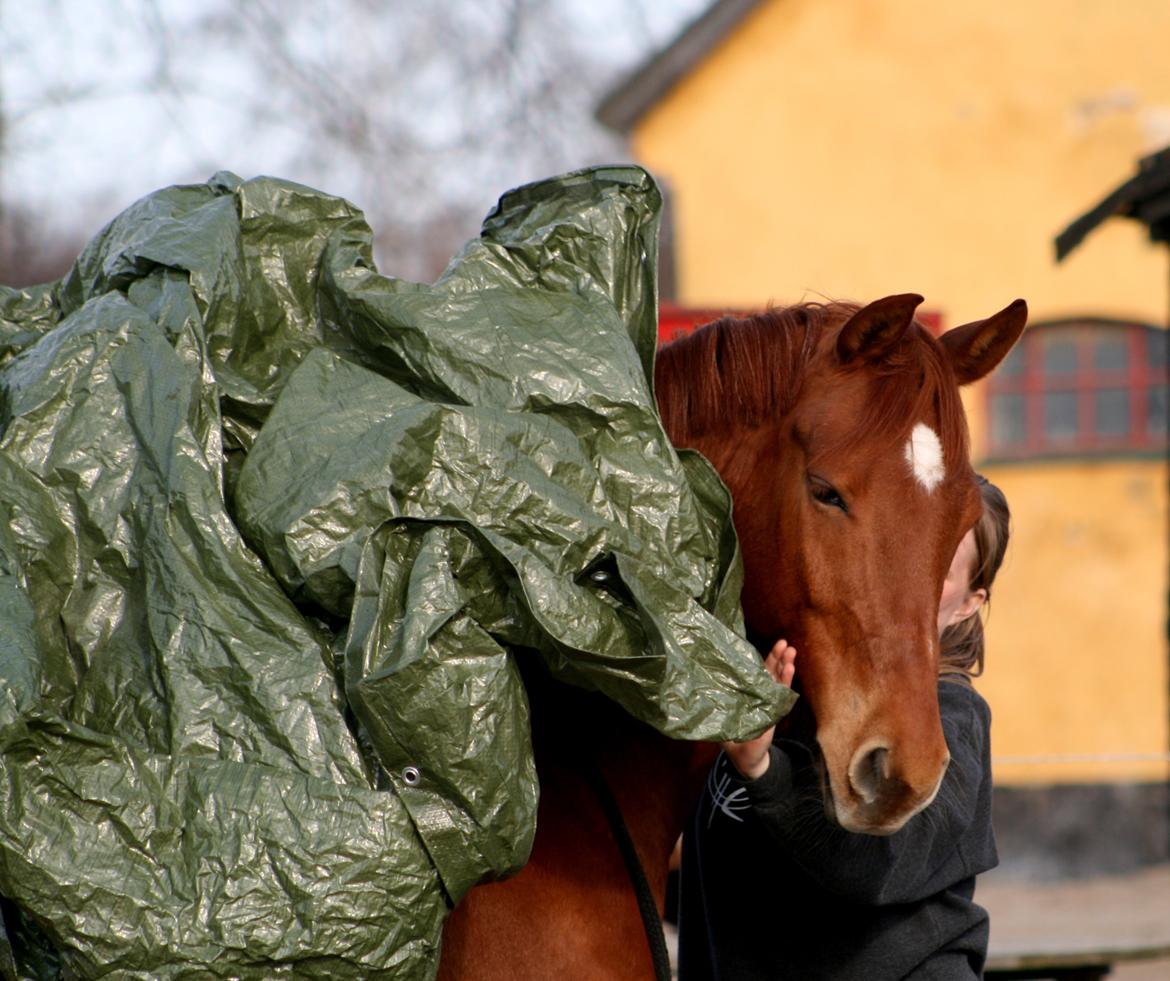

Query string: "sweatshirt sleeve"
[734, 683, 991, 906]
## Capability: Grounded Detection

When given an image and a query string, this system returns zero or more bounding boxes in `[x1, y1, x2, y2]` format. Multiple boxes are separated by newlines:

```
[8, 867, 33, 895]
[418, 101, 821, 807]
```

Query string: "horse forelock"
[654, 304, 821, 445]
[655, 303, 971, 484]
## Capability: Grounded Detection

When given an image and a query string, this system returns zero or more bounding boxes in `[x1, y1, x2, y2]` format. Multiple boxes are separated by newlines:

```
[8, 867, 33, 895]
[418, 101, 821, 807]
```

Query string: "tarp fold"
[0, 166, 792, 978]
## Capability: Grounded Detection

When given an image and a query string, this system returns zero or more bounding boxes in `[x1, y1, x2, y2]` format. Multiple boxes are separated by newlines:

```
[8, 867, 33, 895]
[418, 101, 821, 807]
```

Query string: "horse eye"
[810, 478, 848, 513]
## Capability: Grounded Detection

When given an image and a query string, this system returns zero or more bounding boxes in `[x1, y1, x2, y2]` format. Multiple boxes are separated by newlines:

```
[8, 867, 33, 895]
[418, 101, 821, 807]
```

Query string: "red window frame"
[985, 319, 1169, 459]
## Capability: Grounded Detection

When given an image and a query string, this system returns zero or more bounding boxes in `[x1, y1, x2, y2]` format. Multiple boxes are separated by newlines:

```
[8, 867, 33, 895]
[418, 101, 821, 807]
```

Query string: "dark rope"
[576, 754, 673, 981]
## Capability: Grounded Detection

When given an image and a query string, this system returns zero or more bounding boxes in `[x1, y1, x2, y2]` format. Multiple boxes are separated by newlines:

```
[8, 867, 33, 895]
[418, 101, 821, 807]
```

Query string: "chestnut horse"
[437, 293, 1026, 979]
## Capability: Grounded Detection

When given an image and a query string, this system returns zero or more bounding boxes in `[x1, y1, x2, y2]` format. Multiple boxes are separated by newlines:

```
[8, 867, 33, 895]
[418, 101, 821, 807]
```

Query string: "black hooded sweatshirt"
[678, 680, 997, 981]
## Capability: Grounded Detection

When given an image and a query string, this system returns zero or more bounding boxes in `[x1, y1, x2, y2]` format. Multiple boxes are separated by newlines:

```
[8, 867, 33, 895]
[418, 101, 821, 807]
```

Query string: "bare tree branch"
[1, 0, 677, 281]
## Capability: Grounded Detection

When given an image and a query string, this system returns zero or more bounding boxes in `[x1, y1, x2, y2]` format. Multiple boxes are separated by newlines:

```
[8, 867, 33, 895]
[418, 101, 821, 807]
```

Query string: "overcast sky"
[1, 0, 708, 259]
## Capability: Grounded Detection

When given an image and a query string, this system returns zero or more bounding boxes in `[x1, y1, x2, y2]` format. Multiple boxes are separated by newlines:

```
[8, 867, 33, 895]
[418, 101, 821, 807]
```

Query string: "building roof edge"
[595, 0, 764, 133]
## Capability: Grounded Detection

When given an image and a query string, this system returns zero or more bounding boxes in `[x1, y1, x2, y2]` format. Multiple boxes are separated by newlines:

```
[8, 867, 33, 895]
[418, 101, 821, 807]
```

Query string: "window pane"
[1044, 391, 1078, 442]
[1093, 332, 1129, 373]
[1149, 385, 1168, 437]
[996, 342, 1025, 379]
[1043, 335, 1078, 376]
[991, 393, 1027, 448]
[1095, 389, 1129, 437]
[1148, 329, 1169, 370]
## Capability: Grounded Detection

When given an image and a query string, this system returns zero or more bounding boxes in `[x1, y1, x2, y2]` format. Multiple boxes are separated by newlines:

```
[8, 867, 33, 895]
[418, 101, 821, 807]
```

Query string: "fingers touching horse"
[438, 293, 1027, 978]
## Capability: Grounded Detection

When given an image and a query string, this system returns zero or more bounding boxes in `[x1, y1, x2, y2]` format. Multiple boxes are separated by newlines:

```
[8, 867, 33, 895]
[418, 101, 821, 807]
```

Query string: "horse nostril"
[849, 744, 890, 805]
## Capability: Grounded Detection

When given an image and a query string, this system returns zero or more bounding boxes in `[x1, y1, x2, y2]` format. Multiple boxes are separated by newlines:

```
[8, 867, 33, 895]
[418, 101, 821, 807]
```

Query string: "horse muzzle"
[827, 739, 950, 835]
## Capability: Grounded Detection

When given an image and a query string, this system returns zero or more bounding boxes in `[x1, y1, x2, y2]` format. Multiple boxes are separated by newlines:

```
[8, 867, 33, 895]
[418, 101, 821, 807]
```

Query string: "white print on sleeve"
[707, 756, 751, 827]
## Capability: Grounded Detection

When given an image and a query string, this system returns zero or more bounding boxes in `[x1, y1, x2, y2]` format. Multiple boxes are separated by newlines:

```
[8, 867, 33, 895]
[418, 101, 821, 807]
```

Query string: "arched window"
[986, 318, 1169, 458]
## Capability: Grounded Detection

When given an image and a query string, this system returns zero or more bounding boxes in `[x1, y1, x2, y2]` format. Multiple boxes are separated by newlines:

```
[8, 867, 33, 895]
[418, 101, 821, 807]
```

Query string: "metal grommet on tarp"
[0, 165, 791, 978]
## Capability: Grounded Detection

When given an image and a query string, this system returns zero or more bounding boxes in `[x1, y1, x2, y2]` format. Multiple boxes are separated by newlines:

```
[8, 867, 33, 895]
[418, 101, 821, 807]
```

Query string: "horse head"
[655, 294, 1026, 834]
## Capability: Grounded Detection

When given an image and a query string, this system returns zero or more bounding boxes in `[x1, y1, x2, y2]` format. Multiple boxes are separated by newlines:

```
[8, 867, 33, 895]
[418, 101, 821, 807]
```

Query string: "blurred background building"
[599, 0, 1170, 882]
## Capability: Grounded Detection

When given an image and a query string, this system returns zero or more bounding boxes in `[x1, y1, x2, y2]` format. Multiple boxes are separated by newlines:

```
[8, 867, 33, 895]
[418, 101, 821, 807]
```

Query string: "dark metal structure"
[1056, 145, 1170, 262]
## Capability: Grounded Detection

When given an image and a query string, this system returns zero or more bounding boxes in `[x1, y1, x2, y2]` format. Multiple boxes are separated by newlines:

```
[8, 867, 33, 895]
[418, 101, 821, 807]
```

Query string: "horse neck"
[587, 713, 718, 886]
[436, 684, 715, 981]
[525, 662, 716, 896]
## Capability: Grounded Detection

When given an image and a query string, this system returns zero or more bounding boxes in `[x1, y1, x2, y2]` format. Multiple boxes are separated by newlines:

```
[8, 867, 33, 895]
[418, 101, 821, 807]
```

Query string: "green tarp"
[0, 166, 792, 978]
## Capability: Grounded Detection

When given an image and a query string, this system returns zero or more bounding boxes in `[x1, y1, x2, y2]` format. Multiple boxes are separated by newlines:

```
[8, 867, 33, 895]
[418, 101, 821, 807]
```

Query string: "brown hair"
[939, 475, 1011, 683]
[654, 303, 971, 475]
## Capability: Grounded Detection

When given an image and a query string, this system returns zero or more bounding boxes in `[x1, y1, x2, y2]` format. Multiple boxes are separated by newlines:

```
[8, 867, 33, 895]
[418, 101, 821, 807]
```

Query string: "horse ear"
[939, 299, 1028, 385]
[836, 293, 924, 365]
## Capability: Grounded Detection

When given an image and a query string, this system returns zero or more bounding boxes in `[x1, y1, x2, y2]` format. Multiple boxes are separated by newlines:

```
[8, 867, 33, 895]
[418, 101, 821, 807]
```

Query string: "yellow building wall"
[630, 0, 1170, 784]
[980, 460, 1169, 785]
[635, 0, 1170, 327]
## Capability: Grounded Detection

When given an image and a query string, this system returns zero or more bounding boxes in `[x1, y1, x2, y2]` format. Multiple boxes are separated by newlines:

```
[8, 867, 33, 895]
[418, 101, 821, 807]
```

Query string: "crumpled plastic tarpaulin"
[0, 166, 792, 979]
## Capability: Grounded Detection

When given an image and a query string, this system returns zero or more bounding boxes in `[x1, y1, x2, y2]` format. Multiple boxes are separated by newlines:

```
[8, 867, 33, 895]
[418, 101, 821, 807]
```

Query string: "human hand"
[763, 637, 796, 688]
[722, 639, 797, 780]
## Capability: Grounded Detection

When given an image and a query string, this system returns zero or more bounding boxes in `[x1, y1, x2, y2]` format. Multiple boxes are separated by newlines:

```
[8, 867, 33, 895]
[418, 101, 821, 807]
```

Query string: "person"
[677, 475, 1011, 981]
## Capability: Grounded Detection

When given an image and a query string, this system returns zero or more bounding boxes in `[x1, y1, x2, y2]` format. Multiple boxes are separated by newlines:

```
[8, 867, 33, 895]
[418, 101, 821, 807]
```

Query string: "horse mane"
[654, 301, 971, 475]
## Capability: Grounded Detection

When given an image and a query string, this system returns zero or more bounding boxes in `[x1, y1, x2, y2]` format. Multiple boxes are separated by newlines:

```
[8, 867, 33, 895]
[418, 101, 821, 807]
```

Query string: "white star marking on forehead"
[904, 423, 945, 492]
